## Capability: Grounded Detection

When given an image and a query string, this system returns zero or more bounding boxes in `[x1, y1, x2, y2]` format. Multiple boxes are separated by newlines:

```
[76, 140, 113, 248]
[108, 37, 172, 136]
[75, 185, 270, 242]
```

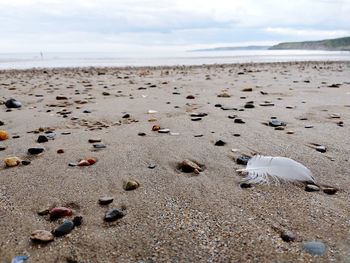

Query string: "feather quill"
[238, 155, 315, 185]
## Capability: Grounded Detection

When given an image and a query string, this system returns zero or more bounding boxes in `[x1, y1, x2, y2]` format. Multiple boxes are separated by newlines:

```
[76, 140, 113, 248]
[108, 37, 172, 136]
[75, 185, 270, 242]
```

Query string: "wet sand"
[0, 61, 350, 262]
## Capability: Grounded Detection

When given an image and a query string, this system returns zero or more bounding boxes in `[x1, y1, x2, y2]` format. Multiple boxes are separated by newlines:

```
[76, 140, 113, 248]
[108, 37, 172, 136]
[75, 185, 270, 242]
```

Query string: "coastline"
[0, 61, 349, 262]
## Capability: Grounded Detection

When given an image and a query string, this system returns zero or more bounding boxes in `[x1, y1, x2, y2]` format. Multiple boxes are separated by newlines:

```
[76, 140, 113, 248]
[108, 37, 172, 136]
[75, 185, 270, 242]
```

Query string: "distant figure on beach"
[40, 51, 43, 59]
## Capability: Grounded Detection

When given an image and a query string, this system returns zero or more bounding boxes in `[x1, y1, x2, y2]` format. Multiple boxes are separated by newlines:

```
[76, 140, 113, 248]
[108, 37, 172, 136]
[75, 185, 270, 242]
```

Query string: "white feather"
[238, 155, 316, 185]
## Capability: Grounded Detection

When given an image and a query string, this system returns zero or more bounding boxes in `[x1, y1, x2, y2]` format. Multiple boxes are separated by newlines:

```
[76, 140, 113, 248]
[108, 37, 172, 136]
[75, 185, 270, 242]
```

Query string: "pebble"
[78, 160, 91, 166]
[57, 149, 64, 154]
[28, 147, 44, 155]
[147, 110, 158, 114]
[104, 209, 125, 222]
[0, 145, 7, 151]
[138, 132, 146, 136]
[122, 114, 130, 118]
[152, 125, 161, 131]
[68, 162, 77, 167]
[30, 230, 54, 242]
[21, 160, 31, 166]
[93, 143, 106, 149]
[191, 117, 202, 121]
[244, 102, 255, 109]
[5, 98, 22, 108]
[242, 87, 253, 92]
[123, 180, 140, 191]
[37, 207, 50, 215]
[236, 155, 251, 165]
[99, 197, 114, 205]
[280, 230, 297, 242]
[302, 241, 326, 256]
[315, 145, 327, 153]
[0, 130, 9, 141]
[53, 220, 74, 237]
[240, 183, 252, 189]
[72, 215, 83, 227]
[0, 120, 4, 126]
[190, 113, 208, 117]
[56, 95, 68, 100]
[259, 102, 275, 106]
[148, 163, 157, 169]
[305, 125, 314, 128]
[215, 140, 226, 146]
[186, 95, 195, 99]
[234, 118, 245, 124]
[11, 255, 28, 263]
[179, 159, 202, 173]
[88, 138, 102, 143]
[217, 92, 231, 98]
[4, 157, 21, 167]
[286, 131, 295, 134]
[158, 129, 170, 133]
[50, 207, 73, 220]
[269, 119, 285, 127]
[305, 184, 320, 192]
[274, 126, 285, 131]
[37, 135, 48, 143]
[323, 187, 338, 195]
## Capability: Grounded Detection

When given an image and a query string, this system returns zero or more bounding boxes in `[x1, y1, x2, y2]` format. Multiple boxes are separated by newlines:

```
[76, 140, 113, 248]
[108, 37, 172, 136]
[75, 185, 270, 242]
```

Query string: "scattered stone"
[37, 135, 48, 143]
[4, 157, 21, 167]
[11, 255, 28, 263]
[191, 117, 202, 121]
[186, 95, 195, 99]
[259, 102, 275, 107]
[0, 121, 4, 126]
[5, 98, 22, 108]
[138, 132, 146, 136]
[72, 215, 83, 227]
[328, 83, 340, 88]
[102, 92, 110, 96]
[236, 155, 251, 165]
[148, 163, 156, 169]
[281, 230, 297, 242]
[28, 147, 44, 155]
[93, 143, 106, 149]
[37, 208, 50, 215]
[269, 119, 285, 127]
[78, 160, 90, 166]
[302, 241, 326, 256]
[21, 160, 31, 166]
[274, 126, 285, 131]
[304, 125, 314, 128]
[50, 207, 73, 220]
[305, 184, 320, 192]
[179, 159, 202, 173]
[234, 118, 245, 124]
[147, 110, 158, 114]
[242, 87, 253, 92]
[104, 209, 125, 222]
[323, 187, 338, 195]
[57, 149, 64, 154]
[158, 129, 170, 133]
[53, 220, 74, 237]
[152, 125, 161, 131]
[122, 114, 130, 118]
[240, 183, 252, 189]
[56, 95, 68, 100]
[215, 140, 226, 146]
[286, 131, 295, 134]
[315, 145, 327, 153]
[217, 92, 231, 98]
[30, 230, 54, 242]
[244, 102, 255, 108]
[194, 134, 203, 137]
[123, 180, 140, 191]
[68, 162, 77, 167]
[190, 113, 208, 117]
[99, 197, 114, 205]
[88, 138, 102, 143]
[214, 104, 222, 108]
[0, 130, 9, 141]
[221, 106, 237, 111]
[0, 145, 7, 151]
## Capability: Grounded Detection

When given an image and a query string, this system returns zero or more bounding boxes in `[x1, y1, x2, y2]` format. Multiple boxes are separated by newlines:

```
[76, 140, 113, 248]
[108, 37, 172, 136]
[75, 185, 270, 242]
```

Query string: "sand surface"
[0, 61, 350, 262]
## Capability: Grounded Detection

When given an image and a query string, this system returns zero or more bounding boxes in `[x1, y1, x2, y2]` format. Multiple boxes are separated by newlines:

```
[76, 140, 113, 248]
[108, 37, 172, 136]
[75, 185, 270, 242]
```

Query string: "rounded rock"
[30, 230, 54, 242]
[0, 130, 9, 141]
[53, 220, 74, 237]
[28, 147, 44, 155]
[302, 241, 326, 256]
[50, 207, 73, 220]
[4, 157, 21, 167]
[5, 98, 22, 108]
[99, 196, 114, 205]
[104, 209, 125, 222]
[305, 184, 320, 192]
[123, 180, 140, 191]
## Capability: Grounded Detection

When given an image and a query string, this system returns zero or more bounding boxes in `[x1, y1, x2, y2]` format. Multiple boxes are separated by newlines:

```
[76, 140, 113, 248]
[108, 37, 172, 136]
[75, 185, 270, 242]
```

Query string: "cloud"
[0, 0, 349, 52]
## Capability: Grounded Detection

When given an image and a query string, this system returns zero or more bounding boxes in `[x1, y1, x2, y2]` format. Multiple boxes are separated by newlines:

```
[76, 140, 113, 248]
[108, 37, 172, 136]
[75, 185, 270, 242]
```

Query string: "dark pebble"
[215, 140, 226, 146]
[83, 110, 91, 113]
[233, 133, 241, 137]
[53, 220, 74, 237]
[37, 135, 48, 143]
[191, 117, 202, 121]
[0, 121, 4, 126]
[28, 147, 44, 155]
[56, 96, 68, 100]
[104, 209, 125, 222]
[148, 163, 156, 169]
[5, 98, 22, 108]
[315, 145, 327, 153]
[304, 125, 314, 128]
[214, 104, 222, 107]
[99, 197, 114, 205]
[323, 187, 338, 195]
[93, 143, 106, 149]
[269, 119, 285, 127]
[240, 183, 252, 188]
[234, 118, 245, 124]
[236, 155, 251, 165]
[21, 160, 31, 166]
[138, 132, 146, 136]
[305, 184, 320, 192]
[72, 216, 83, 227]
[244, 102, 255, 108]
[281, 230, 297, 242]
[122, 114, 130, 118]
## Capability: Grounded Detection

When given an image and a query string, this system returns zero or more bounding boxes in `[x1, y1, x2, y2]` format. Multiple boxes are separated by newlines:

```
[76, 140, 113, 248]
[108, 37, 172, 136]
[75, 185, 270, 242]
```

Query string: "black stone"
[93, 143, 106, 149]
[138, 132, 146, 136]
[215, 140, 226, 146]
[37, 135, 48, 143]
[148, 163, 156, 169]
[21, 160, 31, 166]
[0, 121, 4, 126]
[5, 98, 22, 108]
[240, 183, 252, 189]
[122, 114, 130, 118]
[72, 216, 83, 227]
[28, 147, 44, 155]
[104, 209, 125, 222]
[191, 117, 202, 121]
[214, 104, 222, 107]
[236, 155, 251, 165]
[269, 119, 285, 127]
[53, 220, 74, 237]
[234, 118, 245, 124]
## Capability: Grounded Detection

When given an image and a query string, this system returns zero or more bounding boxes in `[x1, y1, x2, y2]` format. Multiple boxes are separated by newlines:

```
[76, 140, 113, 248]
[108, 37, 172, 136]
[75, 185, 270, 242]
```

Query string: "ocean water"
[0, 50, 350, 69]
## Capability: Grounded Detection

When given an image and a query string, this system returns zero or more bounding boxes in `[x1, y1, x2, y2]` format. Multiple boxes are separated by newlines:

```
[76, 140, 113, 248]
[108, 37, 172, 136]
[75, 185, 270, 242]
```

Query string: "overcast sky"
[0, 0, 349, 52]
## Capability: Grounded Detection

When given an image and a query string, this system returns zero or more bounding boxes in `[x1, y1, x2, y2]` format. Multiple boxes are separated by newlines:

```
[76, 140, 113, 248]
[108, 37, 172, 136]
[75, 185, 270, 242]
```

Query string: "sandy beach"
[0, 61, 350, 262]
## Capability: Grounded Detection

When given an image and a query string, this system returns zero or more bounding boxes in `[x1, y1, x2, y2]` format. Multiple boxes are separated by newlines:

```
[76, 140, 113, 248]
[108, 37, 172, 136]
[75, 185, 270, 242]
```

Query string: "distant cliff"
[191, 46, 270, 52]
[270, 36, 350, 51]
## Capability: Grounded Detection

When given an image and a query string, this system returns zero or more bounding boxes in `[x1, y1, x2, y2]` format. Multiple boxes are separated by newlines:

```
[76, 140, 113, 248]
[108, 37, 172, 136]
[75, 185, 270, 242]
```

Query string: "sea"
[0, 50, 350, 69]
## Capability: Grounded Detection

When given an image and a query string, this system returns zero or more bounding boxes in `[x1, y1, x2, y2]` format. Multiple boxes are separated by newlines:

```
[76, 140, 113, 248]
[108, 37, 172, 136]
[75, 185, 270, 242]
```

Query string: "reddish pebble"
[87, 158, 96, 165]
[78, 160, 90, 166]
[50, 207, 73, 220]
